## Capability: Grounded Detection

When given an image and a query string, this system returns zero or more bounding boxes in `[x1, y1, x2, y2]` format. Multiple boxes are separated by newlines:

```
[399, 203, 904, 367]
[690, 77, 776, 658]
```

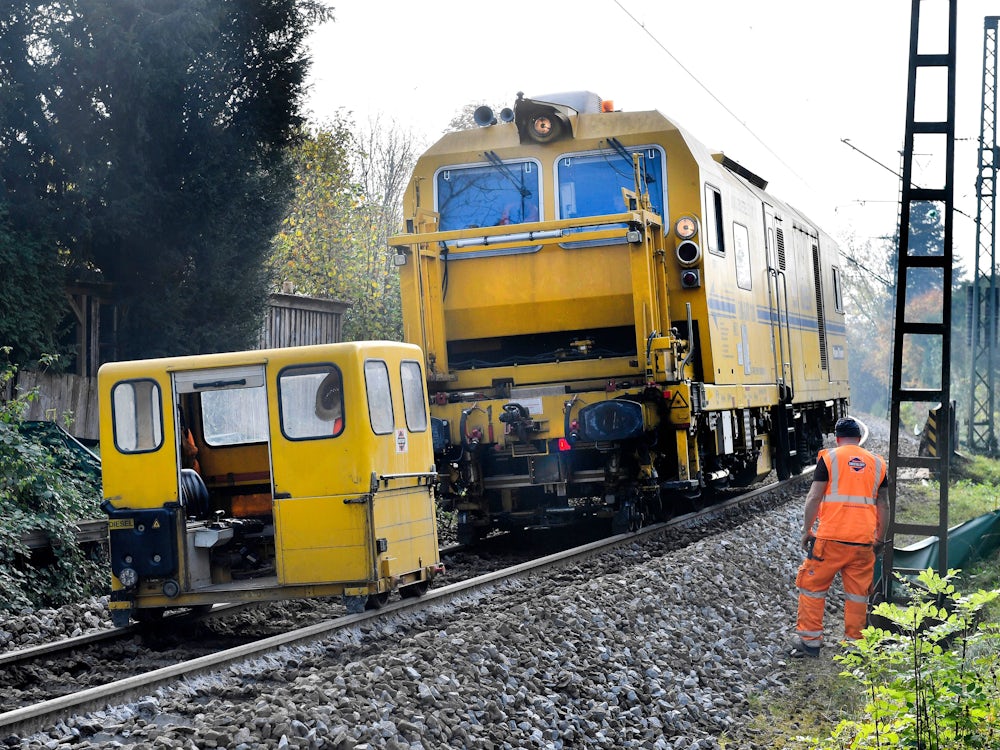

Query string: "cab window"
[436, 160, 541, 231]
[201, 387, 268, 446]
[278, 364, 344, 440]
[365, 359, 394, 435]
[400, 360, 427, 432]
[112, 379, 163, 453]
[556, 146, 665, 221]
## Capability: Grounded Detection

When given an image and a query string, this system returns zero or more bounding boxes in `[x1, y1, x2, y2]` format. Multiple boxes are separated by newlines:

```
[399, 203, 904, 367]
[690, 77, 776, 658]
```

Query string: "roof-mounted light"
[514, 94, 573, 145]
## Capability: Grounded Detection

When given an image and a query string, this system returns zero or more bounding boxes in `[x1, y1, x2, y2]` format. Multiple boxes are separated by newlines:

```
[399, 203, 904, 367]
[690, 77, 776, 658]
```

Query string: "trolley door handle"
[378, 471, 439, 487]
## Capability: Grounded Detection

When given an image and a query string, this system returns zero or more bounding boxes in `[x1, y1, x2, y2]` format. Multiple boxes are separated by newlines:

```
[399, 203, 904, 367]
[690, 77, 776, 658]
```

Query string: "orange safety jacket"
[815, 445, 886, 545]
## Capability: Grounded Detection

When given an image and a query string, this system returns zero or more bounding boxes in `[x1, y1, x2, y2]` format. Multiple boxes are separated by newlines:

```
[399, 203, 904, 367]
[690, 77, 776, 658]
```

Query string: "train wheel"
[364, 592, 390, 610]
[457, 520, 487, 546]
[399, 581, 429, 599]
[686, 489, 706, 512]
[134, 607, 165, 624]
[611, 501, 640, 534]
[731, 462, 759, 487]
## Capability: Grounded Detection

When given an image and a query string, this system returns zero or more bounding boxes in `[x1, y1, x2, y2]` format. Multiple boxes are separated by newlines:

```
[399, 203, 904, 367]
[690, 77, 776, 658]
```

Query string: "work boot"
[789, 635, 821, 658]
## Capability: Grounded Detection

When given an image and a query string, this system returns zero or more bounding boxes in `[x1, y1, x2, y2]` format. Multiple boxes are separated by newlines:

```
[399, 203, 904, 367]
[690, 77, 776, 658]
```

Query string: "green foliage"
[0, 214, 70, 367]
[270, 116, 419, 341]
[952, 454, 1000, 489]
[841, 233, 894, 417]
[892, 469, 999, 544]
[0, 354, 106, 609]
[804, 569, 1000, 749]
[0, 0, 333, 360]
[840, 202, 965, 420]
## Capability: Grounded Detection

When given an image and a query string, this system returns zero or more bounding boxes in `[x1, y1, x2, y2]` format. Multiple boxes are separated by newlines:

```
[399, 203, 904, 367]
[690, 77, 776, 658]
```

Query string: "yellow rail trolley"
[99, 342, 441, 626]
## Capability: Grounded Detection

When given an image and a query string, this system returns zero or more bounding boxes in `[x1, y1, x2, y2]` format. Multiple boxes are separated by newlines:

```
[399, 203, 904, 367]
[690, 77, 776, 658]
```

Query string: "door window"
[278, 364, 345, 440]
[400, 360, 427, 432]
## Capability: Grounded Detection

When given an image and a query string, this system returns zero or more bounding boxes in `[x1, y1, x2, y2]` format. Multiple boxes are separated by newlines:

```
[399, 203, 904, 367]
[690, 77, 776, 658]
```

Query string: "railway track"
[0, 470, 812, 739]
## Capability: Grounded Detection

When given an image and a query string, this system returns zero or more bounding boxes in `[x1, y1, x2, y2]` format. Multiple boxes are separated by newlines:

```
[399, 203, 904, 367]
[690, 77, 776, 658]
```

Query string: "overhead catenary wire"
[612, 0, 810, 186]
[841, 137, 975, 222]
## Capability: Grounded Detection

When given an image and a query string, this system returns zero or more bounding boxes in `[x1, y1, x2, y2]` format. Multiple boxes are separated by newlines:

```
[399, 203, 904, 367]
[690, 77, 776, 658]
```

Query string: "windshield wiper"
[607, 137, 655, 184]
[484, 150, 532, 198]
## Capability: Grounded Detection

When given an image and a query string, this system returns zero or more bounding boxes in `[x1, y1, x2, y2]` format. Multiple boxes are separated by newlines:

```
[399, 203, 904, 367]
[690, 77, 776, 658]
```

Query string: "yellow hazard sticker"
[152, 518, 161, 529]
[108, 518, 134, 530]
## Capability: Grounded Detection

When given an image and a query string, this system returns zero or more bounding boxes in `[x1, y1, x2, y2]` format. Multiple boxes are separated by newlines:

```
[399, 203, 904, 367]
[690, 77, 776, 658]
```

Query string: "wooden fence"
[10, 293, 346, 444]
[17, 371, 100, 442]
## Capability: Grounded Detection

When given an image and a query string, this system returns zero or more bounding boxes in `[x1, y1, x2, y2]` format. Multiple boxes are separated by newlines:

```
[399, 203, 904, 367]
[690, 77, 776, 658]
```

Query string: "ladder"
[881, 0, 957, 602]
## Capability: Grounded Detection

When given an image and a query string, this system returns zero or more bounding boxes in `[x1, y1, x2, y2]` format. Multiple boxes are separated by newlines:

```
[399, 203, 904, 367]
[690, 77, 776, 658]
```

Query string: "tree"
[842, 202, 973, 432]
[0, 215, 68, 366]
[270, 115, 420, 341]
[842, 232, 895, 416]
[0, 0, 333, 360]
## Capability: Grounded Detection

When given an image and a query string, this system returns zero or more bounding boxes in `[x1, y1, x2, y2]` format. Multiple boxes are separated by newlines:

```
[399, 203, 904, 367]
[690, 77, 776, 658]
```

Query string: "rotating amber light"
[674, 216, 698, 240]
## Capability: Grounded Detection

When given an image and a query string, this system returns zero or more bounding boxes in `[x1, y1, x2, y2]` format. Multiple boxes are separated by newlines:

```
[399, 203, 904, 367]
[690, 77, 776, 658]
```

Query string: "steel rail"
[0, 472, 813, 737]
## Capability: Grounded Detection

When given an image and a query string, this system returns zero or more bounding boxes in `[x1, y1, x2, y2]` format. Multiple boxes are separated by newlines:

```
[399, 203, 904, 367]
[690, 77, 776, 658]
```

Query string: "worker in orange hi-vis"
[790, 416, 889, 658]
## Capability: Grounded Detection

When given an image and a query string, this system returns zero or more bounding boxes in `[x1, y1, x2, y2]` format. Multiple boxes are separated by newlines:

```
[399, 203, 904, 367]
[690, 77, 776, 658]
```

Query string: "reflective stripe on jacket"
[816, 445, 886, 544]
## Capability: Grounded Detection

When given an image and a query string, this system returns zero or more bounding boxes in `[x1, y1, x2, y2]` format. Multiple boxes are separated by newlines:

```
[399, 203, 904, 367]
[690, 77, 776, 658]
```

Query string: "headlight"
[675, 216, 699, 240]
[676, 240, 702, 267]
[118, 567, 138, 588]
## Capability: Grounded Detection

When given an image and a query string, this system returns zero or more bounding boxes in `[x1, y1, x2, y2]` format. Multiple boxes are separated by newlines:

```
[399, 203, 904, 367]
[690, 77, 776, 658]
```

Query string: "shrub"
[805, 568, 1000, 749]
[0, 353, 107, 608]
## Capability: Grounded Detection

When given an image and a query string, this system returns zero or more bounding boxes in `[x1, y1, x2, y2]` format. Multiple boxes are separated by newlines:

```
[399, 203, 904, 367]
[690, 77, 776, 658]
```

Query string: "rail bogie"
[99, 342, 441, 625]
[391, 92, 849, 544]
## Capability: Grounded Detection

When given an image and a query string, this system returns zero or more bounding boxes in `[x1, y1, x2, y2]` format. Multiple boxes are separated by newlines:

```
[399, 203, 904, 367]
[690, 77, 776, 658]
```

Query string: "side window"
[112, 379, 163, 453]
[400, 360, 428, 432]
[705, 185, 725, 255]
[832, 266, 844, 312]
[733, 222, 751, 291]
[365, 359, 394, 435]
[278, 364, 344, 440]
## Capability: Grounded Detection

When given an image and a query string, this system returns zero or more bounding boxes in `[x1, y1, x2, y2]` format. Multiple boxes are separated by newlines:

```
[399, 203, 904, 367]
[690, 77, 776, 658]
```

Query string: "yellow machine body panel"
[391, 91, 850, 542]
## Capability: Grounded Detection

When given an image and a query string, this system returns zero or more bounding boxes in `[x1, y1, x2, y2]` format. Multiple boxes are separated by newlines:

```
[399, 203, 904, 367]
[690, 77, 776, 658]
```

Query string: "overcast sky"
[304, 1, 997, 276]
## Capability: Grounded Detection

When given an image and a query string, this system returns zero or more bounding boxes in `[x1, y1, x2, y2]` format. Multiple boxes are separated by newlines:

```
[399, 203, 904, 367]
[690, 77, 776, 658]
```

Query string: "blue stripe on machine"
[704, 296, 847, 336]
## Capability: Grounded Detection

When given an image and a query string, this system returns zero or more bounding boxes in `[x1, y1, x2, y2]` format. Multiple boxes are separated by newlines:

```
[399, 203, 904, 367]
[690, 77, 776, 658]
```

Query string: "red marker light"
[557, 438, 572, 452]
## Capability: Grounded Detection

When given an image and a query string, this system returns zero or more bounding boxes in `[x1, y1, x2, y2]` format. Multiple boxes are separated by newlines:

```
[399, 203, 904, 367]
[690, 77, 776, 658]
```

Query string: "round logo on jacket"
[848, 457, 867, 472]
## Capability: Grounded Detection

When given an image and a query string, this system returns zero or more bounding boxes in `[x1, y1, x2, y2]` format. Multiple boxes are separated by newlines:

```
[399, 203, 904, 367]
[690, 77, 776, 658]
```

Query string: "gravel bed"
[1, 412, 917, 748]
[4, 486, 818, 750]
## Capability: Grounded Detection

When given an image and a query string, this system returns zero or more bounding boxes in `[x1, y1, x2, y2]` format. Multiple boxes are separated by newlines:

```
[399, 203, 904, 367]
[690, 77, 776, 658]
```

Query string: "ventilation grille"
[776, 228, 786, 271]
[719, 155, 768, 190]
[811, 244, 828, 371]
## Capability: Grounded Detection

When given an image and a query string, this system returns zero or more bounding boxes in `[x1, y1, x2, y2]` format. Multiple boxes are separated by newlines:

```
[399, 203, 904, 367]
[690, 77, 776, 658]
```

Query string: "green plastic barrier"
[875, 509, 1000, 592]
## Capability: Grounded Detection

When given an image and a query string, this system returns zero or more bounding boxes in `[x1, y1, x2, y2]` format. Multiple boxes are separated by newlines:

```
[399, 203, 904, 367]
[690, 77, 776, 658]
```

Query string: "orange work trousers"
[795, 538, 875, 644]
